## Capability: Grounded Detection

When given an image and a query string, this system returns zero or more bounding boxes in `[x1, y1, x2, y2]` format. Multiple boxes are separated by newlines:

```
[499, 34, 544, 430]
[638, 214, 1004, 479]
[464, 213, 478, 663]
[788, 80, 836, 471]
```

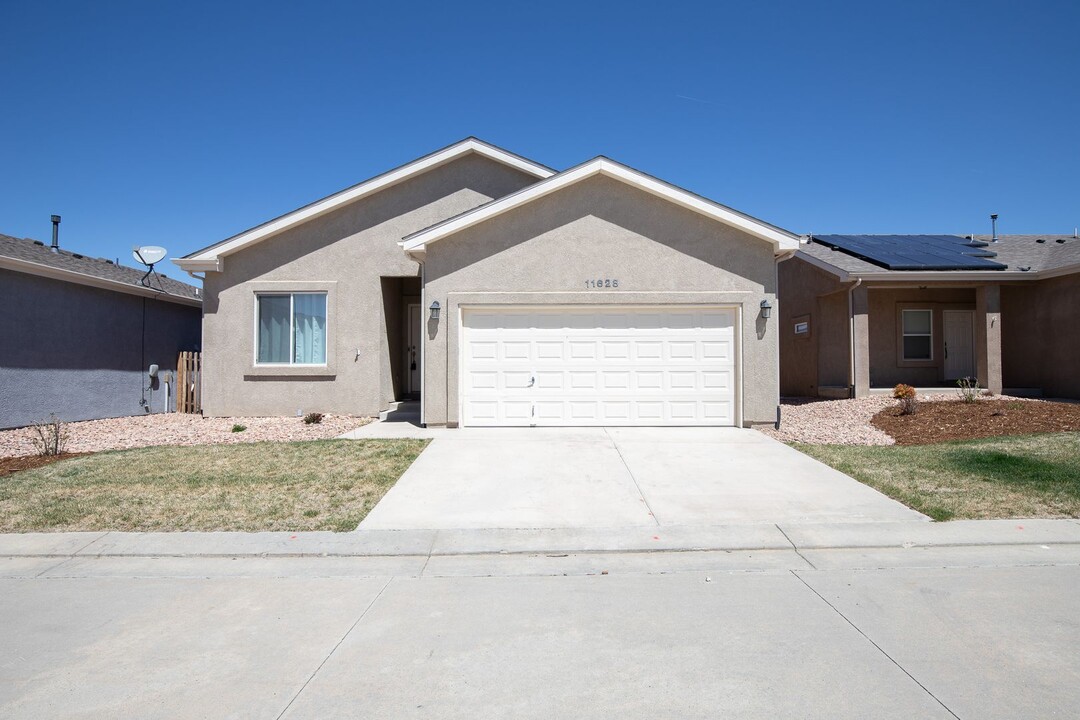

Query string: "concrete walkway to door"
[358, 427, 926, 530]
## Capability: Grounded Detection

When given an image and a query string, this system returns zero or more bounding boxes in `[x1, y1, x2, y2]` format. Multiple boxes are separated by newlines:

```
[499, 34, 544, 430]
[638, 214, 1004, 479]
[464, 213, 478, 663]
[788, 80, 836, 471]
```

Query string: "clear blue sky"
[2, 1, 1078, 284]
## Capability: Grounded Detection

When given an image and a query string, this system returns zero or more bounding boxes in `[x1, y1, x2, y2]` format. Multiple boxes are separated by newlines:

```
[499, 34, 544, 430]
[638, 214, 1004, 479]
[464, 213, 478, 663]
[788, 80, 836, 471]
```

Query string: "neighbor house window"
[901, 309, 932, 361]
[257, 293, 327, 365]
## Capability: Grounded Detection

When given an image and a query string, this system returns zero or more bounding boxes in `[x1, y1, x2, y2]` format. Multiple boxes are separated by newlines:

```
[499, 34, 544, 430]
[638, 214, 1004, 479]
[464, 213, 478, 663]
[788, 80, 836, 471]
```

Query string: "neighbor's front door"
[943, 310, 975, 380]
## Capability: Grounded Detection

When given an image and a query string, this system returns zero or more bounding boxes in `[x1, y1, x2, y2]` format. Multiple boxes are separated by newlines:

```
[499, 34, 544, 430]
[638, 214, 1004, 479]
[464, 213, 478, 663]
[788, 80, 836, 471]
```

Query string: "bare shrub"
[893, 384, 918, 415]
[30, 415, 68, 456]
[957, 377, 981, 403]
[303, 412, 324, 425]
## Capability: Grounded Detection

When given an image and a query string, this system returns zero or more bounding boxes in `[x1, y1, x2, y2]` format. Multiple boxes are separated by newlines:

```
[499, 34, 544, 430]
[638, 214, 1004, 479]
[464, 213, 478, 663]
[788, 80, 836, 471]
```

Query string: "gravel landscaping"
[0, 413, 371, 458]
[763, 393, 1039, 446]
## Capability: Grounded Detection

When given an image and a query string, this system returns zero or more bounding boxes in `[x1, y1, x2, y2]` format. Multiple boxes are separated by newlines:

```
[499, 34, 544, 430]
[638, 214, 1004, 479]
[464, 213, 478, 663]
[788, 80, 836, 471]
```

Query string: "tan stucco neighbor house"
[175, 138, 801, 427]
[779, 233, 1080, 400]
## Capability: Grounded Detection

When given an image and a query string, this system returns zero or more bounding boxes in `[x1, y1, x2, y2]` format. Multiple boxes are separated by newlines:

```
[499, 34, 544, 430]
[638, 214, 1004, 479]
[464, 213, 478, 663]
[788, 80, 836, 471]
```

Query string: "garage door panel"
[462, 306, 737, 427]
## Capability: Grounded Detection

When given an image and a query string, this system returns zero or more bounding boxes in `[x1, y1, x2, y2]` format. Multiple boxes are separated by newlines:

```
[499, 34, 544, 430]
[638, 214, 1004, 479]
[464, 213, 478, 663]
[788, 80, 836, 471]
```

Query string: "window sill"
[244, 365, 336, 378]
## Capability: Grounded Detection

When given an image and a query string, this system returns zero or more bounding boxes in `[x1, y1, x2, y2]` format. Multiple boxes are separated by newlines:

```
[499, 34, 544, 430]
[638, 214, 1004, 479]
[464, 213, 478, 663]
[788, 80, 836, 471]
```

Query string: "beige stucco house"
[176, 139, 801, 427]
[779, 233, 1080, 400]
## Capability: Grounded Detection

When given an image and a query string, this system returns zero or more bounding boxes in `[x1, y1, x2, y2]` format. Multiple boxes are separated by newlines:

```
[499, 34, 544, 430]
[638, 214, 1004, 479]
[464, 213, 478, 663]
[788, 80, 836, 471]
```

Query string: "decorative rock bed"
[0, 413, 371, 458]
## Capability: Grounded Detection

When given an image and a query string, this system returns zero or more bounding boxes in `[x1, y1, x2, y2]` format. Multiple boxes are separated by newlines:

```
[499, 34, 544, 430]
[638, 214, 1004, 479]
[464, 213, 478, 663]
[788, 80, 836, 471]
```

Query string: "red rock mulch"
[0, 453, 90, 477]
[871, 399, 1080, 445]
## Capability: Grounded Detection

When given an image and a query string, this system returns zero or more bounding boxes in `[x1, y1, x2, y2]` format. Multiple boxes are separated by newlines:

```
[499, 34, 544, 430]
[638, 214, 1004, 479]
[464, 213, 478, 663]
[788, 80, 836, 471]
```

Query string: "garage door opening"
[461, 306, 738, 427]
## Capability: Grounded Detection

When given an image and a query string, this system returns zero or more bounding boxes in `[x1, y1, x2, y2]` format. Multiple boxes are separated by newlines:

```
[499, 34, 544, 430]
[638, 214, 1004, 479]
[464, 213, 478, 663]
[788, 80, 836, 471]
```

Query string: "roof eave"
[0, 255, 202, 306]
[182, 138, 555, 267]
[402, 158, 802, 254]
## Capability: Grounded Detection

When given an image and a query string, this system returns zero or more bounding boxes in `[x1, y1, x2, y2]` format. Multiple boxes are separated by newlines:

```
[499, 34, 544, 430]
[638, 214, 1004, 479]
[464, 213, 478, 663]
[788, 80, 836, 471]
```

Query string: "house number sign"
[585, 278, 620, 288]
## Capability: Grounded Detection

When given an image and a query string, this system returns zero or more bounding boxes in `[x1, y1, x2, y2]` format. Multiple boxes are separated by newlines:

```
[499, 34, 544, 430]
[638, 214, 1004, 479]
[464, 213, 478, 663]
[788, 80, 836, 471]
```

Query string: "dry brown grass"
[0, 439, 427, 532]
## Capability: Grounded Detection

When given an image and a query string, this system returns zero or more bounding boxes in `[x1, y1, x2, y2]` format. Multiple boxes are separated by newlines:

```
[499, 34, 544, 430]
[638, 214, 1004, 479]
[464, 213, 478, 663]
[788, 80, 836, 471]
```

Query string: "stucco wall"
[199, 153, 540, 416]
[421, 175, 781, 427]
[777, 256, 849, 397]
[1002, 274, 1080, 399]
[866, 287, 976, 388]
[0, 268, 201, 429]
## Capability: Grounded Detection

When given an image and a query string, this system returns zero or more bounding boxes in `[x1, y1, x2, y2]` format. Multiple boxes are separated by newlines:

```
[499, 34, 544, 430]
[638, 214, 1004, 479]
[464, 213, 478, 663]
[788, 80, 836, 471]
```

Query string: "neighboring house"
[176, 138, 801, 427]
[779, 234, 1080, 399]
[0, 233, 202, 429]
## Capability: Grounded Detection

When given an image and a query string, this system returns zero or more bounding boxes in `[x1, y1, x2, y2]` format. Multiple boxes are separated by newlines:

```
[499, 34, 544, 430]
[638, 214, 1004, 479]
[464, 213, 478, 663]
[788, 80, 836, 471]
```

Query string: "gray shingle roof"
[802, 234, 1080, 276]
[0, 233, 201, 302]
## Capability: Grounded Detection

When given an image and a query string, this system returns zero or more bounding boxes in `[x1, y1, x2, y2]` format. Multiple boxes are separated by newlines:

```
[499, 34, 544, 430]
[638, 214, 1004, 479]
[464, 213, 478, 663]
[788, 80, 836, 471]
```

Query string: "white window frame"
[254, 292, 328, 367]
[901, 308, 933, 361]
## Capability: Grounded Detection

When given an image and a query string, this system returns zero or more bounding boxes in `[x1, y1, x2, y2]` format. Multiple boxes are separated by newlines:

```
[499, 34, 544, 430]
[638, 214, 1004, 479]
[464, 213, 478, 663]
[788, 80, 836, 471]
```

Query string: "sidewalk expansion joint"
[774, 524, 817, 570]
[789, 570, 961, 720]
[274, 577, 393, 720]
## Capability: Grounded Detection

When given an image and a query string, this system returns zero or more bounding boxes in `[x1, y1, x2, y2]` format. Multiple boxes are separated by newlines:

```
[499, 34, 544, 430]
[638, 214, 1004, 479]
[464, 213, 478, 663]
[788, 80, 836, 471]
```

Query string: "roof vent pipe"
[50, 215, 61, 252]
[990, 213, 998, 243]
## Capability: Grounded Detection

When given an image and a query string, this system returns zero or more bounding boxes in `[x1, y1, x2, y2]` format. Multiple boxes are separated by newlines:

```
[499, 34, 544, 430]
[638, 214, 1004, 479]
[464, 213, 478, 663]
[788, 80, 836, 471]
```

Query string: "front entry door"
[943, 310, 975, 380]
[406, 304, 421, 396]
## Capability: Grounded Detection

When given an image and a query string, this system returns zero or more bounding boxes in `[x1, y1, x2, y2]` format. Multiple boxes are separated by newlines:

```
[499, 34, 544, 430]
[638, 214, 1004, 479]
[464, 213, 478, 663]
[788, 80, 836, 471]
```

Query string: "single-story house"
[779, 233, 1080, 399]
[0, 231, 202, 429]
[176, 138, 801, 427]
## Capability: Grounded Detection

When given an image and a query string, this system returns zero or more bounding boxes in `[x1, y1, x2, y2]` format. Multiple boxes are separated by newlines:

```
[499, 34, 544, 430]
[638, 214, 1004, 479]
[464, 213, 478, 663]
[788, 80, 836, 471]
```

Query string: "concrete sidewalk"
[3, 519, 1079, 559]
[3, 528, 1080, 719]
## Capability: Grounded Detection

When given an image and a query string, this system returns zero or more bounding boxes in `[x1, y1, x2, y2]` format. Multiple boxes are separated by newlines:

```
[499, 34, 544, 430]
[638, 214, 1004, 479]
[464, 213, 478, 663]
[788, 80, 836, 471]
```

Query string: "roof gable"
[401, 157, 801, 256]
[177, 138, 554, 271]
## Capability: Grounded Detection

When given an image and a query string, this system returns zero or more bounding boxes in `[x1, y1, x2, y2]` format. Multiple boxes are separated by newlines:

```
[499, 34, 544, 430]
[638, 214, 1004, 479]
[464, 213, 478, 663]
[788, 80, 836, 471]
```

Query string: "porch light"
[429, 300, 441, 321]
[759, 299, 772, 319]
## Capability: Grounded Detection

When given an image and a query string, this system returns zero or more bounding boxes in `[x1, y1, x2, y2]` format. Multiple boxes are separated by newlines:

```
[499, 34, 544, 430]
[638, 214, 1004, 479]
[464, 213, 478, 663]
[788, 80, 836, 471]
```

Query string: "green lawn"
[0, 439, 428, 533]
[797, 432, 1080, 521]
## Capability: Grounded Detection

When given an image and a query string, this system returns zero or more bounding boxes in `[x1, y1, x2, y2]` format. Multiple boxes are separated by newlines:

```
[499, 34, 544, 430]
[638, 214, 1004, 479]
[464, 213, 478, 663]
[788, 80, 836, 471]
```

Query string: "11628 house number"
[585, 278, 620, 289]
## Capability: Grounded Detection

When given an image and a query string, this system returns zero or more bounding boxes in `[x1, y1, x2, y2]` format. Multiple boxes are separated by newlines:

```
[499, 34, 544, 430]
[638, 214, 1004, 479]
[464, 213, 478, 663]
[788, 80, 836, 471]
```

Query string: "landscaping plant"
[957, 377, 981, 403]
[893, 384, 918, 415]
[303, 412, 324, 425]
[30, 415, 68, 456]
[231, 424, 247, 433]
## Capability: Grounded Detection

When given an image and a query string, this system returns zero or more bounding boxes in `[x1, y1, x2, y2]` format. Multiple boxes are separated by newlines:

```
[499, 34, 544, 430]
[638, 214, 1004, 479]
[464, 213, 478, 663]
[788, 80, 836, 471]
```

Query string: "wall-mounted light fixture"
[429, 300, 441, 321]
[759, 299, 772, 319]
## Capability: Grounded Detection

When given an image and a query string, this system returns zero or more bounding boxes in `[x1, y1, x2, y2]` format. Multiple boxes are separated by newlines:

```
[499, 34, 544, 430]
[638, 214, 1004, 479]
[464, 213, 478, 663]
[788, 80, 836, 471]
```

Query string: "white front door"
[406, 303, 421, 395]
[461, 306, 737, 427]
[943, 310, 975, 380]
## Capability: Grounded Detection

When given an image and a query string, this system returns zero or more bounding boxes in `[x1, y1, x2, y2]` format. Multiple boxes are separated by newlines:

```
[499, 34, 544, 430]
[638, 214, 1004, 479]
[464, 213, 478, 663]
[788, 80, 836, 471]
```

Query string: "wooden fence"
[175, 351, 202, 414]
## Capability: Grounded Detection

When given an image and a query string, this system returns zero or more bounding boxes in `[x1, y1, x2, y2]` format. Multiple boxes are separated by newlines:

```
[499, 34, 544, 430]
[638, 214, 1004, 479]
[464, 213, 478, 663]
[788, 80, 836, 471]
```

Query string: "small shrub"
[956, 377, 981, 403]
[893, 384, 918, 415]
[303, 412, 324, 425]
[231, 424, 247, 433]
[30, 415, 68, 456]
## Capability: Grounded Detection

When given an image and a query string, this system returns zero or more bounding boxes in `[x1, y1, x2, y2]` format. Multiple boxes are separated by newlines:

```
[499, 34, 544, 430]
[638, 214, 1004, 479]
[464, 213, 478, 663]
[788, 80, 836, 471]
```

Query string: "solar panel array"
[812, 235, 1008, 271]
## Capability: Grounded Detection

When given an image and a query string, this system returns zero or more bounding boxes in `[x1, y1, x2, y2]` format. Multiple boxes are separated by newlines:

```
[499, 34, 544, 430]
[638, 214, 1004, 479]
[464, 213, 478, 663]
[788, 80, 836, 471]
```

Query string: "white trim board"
[402, 158, 802, 256]
[176, 138, 554, 271]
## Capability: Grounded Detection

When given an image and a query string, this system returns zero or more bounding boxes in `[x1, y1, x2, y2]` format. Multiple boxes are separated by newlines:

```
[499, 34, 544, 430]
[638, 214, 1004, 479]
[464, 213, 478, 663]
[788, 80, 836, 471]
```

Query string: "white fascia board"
[0, 256, 202, 307]
[402, 159, 802, 255]
[173, 257, 222, 272]
[183, 139, 554, 267]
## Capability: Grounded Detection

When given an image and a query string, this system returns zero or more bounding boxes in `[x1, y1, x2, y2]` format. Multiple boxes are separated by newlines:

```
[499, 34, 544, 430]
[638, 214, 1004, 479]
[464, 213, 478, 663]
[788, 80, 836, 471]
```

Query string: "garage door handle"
[528, 376, 535, 388]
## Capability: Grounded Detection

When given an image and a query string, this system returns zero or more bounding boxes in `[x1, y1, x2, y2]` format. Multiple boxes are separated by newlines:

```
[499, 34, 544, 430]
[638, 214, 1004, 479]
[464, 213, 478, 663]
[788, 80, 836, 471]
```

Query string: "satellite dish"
[133, 246, 168, 266]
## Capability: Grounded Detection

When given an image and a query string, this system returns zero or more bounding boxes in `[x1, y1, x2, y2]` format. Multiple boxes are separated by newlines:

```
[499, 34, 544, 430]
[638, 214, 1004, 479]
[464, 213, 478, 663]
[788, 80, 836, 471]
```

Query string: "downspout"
[418, 258, 426, 428]
[772, 248, 798, 428]
[846, 277, 863, 395]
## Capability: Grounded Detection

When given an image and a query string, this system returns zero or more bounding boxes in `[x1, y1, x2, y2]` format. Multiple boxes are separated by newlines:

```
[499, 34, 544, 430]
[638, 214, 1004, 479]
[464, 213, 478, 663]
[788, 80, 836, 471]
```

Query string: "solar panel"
[813, 235, 1008, 271]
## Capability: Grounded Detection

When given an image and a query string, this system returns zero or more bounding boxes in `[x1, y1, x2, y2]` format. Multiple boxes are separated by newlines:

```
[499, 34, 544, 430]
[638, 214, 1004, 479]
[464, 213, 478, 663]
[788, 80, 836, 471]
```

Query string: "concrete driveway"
[360, 427, 925, 530]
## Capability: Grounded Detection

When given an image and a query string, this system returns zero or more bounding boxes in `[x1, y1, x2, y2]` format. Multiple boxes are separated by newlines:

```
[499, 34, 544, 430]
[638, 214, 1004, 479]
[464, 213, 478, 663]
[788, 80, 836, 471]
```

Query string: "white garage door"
[461, 306, 737, 427]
